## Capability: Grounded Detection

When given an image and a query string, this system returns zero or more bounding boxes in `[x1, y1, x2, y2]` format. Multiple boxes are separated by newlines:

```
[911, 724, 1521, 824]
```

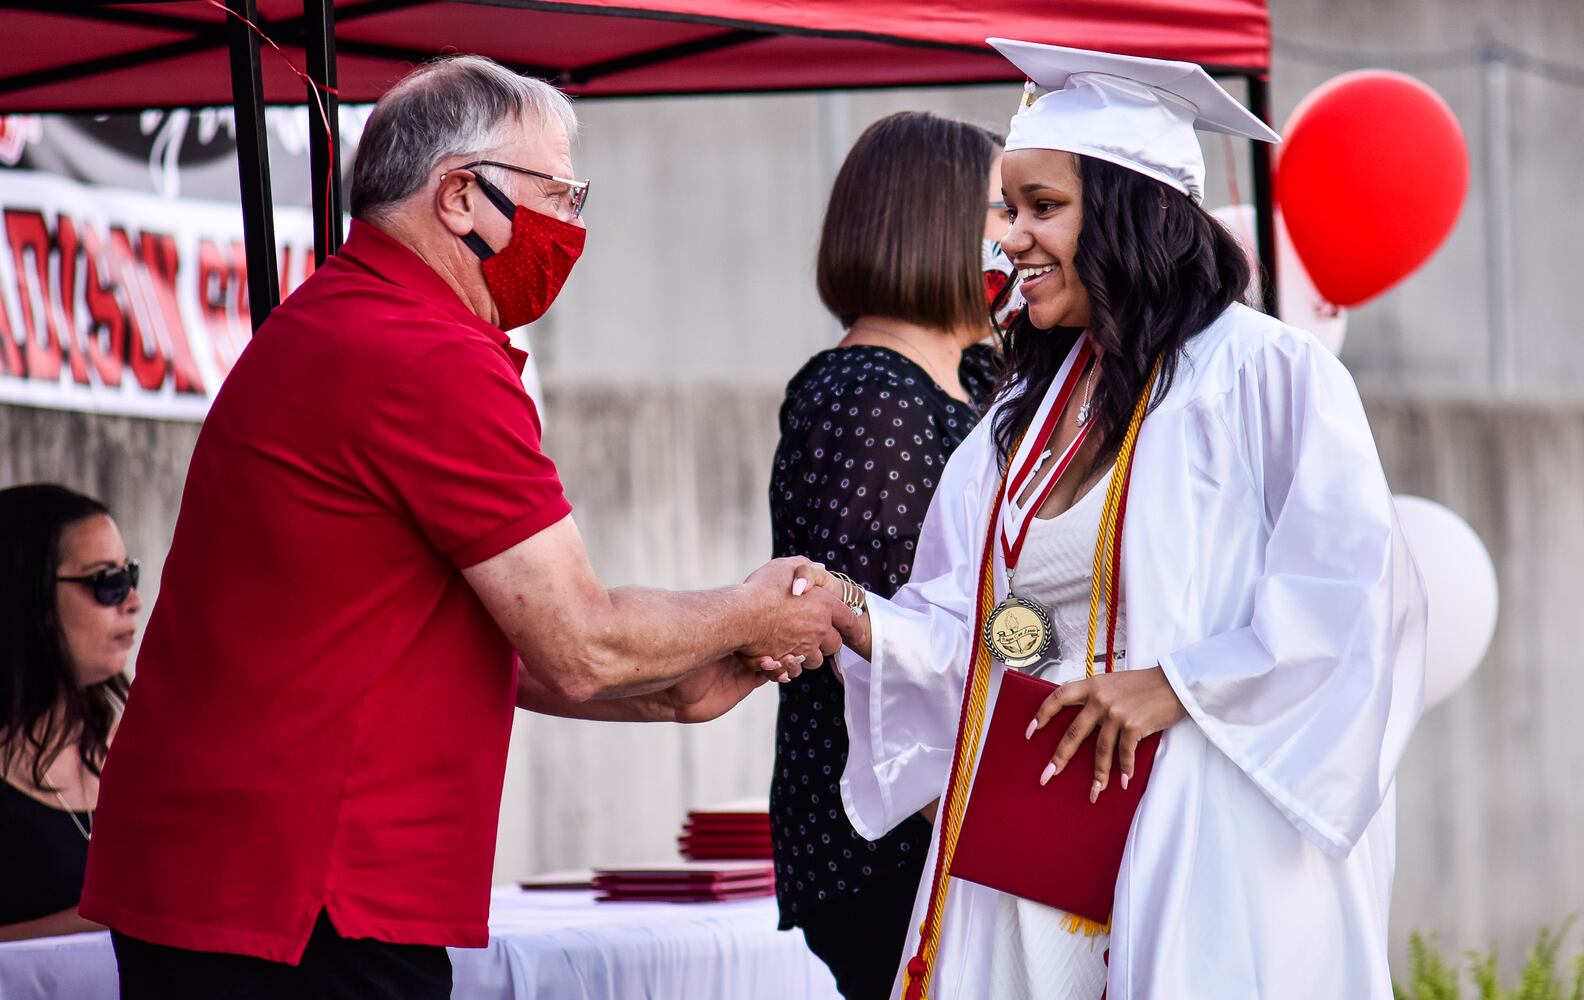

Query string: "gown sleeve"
[1157, 332, 1428, 858]
[839, 418, 994, 841]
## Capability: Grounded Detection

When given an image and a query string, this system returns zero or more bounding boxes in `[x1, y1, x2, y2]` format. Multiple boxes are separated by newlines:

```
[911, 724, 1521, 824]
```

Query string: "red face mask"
[463, 174, 586, 330]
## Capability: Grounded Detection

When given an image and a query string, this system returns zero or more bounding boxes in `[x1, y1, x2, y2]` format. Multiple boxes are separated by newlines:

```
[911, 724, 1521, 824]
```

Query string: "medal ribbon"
[999, 337, 1095, 575]
[902, 357, 1162, 1000]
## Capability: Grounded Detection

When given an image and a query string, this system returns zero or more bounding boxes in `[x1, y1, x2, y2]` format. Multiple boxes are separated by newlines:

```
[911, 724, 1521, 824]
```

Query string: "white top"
[1015, 467, 1127, 682]
[989, 469, 1123, 1000]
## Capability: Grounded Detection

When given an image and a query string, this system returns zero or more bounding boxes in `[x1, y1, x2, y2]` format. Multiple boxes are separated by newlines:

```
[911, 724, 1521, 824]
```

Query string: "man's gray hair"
[350, 55, 578, 221]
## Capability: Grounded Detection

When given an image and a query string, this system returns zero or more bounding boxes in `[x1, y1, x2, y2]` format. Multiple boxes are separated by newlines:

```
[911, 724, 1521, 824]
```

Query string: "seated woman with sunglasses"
[1, 483, 142, 941]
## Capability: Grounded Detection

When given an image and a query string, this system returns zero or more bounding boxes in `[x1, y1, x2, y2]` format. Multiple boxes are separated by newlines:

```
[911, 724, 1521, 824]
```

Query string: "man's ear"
[435, 170, 477, 238]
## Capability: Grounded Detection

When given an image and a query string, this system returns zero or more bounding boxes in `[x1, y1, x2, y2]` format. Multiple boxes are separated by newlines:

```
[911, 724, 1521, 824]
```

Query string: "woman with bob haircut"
[767, 109, 1008, 999]
[1, 483, 141, 941]
[790, 42, 1427, 999]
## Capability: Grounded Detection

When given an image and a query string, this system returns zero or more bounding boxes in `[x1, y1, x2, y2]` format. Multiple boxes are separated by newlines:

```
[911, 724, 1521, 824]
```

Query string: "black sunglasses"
[58, 559, 140, 606]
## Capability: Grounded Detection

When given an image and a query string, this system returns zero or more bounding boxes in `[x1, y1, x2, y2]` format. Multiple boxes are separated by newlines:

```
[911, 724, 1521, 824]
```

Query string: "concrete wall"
[1268, 0, 1584, 398]
[1371, 395, 1584, 974]
[494, 379, 787, 874]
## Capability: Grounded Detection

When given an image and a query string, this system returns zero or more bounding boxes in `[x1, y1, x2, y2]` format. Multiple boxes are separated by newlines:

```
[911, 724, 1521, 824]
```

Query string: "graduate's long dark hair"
[0, 484, 129, 790]
[992, 156, 1252, 467]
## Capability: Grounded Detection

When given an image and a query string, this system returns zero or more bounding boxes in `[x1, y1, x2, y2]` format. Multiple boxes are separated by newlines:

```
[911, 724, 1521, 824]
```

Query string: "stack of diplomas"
[677, 799, 772, 861]
[592, 860, 776, 902]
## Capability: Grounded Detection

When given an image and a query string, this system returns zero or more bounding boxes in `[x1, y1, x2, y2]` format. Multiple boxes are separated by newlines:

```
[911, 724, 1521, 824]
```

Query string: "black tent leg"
[228, 0, 279, 329]
[304, 0, 343, 265]
[1248, 74, 1279, 319]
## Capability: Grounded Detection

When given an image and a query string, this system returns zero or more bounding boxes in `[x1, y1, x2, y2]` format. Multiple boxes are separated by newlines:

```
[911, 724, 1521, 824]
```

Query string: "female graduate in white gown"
[803, 40, 1428, 1000]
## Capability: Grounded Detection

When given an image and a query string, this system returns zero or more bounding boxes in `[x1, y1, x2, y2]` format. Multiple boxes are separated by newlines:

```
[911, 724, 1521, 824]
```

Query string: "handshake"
[733, 557, 872, 683]
[644, 557, 877, 725]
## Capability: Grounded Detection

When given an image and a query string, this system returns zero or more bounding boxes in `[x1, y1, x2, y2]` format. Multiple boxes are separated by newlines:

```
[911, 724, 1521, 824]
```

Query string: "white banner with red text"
[0, 170, 316, 420]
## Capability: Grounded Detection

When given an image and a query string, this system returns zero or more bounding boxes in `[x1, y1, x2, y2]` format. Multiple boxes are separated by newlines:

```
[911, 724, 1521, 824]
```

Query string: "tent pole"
[1247, 73, 1278, 318]
[227, 0, 280, 329]
[304, 0, 344, 264]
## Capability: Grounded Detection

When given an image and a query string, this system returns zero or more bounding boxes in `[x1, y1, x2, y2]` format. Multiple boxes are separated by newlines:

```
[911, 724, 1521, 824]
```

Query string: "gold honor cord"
[902, 465, 1004, 1000]
[903, 358, 1162, 1000]
[1083, 357, 1162, 677]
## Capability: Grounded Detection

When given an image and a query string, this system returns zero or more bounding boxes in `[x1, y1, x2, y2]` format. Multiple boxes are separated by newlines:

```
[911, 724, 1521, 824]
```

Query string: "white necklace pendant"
[1076, 402, 1092, 426]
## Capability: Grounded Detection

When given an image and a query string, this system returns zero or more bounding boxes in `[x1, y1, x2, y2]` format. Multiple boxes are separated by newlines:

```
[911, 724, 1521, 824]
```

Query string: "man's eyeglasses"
[58, 560, 140, 607]
[454, 160, 590, 220]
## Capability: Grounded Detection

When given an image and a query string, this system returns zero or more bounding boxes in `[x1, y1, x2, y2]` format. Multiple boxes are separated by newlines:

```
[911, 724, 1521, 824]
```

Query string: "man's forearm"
[524, 583, 768, 702]
[469, 522, 841, 706]
[515, 656, 682, 720]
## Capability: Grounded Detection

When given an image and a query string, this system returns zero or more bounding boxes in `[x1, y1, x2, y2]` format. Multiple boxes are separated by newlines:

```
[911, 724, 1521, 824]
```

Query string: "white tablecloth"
[0, 886, 841, 1000]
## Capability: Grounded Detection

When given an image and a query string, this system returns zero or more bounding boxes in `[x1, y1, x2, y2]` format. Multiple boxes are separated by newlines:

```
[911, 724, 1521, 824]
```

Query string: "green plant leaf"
[1468, 944, 1499, 1000]
[1393, 917, 1584, 999]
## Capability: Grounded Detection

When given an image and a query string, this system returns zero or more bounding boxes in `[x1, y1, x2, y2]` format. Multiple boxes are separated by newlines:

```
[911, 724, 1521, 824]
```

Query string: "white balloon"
[1393, 495, 1499, 708]
[1210, 203, 1349, 355]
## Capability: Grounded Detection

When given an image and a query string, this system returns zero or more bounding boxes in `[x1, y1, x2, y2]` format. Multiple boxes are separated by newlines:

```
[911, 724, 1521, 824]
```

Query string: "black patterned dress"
[769, 343, 999, 999]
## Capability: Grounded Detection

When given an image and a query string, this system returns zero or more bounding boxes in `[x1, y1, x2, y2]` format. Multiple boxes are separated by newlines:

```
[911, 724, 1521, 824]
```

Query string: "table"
[0, 887, 842, 1000]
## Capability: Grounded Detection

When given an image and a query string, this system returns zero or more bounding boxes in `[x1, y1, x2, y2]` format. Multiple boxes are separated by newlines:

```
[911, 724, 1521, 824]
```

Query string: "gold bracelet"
[827, 570, 867, 615]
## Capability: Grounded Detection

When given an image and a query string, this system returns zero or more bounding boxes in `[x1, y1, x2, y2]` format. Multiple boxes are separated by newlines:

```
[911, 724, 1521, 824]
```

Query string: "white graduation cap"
[988, 38, 1280, 203]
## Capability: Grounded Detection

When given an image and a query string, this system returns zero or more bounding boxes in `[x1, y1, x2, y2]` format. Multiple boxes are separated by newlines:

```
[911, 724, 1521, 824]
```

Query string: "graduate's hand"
[785, 560, 873, 660]
[737, 651, 809, 684]
[1027, 667, 1186, 802]
[739, 557, 853, 667]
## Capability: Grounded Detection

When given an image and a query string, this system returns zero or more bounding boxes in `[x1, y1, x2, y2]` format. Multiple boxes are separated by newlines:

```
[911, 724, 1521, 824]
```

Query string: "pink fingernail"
[792, 579, 808, 596]
[1090, 780, 1102, 803]
[1039, 763, 1056, 786]
[1024, 719, 1037, 740]
[1120, 773, 1130, 791]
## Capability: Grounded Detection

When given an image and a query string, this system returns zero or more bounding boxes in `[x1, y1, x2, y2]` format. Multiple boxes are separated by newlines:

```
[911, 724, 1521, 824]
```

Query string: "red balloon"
[1276, 71, 1468, 307]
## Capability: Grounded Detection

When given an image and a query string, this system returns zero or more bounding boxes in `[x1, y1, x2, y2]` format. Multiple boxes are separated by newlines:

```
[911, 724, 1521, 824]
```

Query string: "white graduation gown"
[838, 303, 1427, 999]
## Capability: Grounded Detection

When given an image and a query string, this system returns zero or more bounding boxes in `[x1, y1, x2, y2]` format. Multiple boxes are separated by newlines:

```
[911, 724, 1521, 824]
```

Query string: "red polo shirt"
[80, 221, 571, 962]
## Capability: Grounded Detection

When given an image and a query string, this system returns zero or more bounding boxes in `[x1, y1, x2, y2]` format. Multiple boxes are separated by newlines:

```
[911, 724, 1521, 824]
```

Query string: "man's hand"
[1027, 666, 1187, 802]
[737, 557, 855, 667]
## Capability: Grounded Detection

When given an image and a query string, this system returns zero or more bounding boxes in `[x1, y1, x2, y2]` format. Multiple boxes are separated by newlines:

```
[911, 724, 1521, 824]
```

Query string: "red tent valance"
[0, 0, 1270, 113]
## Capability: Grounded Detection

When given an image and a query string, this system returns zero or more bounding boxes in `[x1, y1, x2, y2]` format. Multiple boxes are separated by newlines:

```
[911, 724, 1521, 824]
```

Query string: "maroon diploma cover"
[949, 668, 1160, 924]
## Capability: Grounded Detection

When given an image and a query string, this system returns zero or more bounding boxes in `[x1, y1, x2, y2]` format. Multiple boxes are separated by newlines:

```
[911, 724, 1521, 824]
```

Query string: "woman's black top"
[0, 779, 91, 924]
[769, 343, 1000, 928]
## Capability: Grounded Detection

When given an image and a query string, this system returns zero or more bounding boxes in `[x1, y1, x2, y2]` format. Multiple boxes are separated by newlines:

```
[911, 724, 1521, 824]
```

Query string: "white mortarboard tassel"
[989, 39, 1281, 203]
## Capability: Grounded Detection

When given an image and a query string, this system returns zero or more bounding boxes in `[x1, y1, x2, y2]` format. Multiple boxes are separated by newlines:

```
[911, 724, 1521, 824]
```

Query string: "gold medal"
[981, 594, 1053, 669]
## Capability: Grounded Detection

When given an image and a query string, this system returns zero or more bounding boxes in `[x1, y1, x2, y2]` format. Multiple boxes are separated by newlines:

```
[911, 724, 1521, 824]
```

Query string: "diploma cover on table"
[949, 668, 1159, 924]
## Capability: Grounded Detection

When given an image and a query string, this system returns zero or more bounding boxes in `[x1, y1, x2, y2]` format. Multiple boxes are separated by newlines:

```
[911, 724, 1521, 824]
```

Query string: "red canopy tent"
[0, 0, 1276, 324]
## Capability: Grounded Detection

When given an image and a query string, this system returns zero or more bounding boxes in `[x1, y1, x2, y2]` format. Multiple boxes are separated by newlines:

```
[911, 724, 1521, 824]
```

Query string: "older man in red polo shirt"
[80, 56, 853, 1000]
